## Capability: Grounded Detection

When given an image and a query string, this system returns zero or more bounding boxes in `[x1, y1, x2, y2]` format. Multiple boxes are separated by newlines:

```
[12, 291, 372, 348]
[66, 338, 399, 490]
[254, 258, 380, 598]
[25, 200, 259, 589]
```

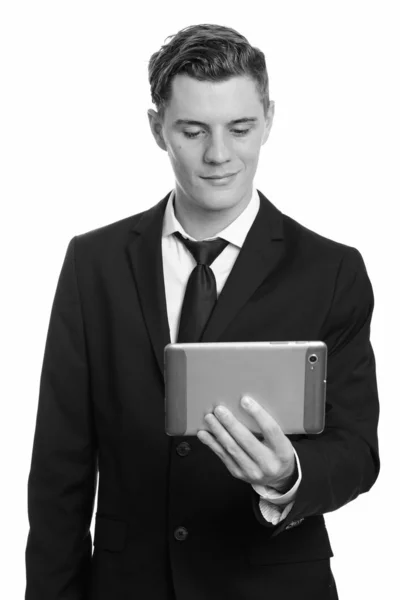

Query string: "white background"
[1, 1, 398, 597]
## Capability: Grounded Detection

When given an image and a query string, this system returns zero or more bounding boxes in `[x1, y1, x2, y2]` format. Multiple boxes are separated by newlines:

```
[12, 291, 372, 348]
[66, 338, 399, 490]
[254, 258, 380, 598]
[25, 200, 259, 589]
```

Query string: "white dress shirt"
[161, 186, 302, 525]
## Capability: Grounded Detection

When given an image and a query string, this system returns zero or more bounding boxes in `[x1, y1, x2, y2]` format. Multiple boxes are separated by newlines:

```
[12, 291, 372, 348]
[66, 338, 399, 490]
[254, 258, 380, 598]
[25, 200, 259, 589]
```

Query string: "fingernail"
[241, 396, 253, 408]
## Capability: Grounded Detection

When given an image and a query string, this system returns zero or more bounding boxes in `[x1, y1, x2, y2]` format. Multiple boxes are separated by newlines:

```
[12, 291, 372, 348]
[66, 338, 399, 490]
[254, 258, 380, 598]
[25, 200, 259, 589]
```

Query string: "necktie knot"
[173, 231, 229, 266]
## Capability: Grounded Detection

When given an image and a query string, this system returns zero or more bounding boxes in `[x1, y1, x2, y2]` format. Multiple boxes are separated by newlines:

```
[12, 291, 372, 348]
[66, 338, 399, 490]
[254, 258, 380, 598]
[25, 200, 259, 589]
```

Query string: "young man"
[25, 23, 380, 600]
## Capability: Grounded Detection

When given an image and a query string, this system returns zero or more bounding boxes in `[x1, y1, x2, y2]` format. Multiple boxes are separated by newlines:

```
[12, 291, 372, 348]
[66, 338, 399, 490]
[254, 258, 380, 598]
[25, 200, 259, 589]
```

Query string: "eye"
[232, 129, 250, 136]
[183, 128, 251, 139]
[183, 131, 201, 139]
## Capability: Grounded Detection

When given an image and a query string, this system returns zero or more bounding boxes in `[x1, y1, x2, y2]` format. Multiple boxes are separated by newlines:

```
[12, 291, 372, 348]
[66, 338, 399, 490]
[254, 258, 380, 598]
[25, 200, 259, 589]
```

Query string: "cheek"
[238, 141, 262, 164]
[171, 144, 197, 170]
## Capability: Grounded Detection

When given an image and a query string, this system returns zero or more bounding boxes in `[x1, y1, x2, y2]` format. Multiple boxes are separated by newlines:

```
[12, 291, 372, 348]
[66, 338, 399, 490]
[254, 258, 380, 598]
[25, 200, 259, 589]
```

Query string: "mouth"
[201, 172, 238, 180]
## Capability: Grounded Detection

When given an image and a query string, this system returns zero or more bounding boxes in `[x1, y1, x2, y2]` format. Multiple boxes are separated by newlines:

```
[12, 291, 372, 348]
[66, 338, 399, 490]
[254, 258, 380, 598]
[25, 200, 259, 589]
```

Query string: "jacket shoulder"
[282, 212, 364, 269]
[76, 210, 145, 244]
[69, 206, 152, 262]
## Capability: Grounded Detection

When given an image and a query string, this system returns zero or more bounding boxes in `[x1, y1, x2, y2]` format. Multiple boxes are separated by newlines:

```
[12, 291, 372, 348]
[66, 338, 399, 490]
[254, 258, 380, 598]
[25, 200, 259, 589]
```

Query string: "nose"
[203, 131, 232, 164]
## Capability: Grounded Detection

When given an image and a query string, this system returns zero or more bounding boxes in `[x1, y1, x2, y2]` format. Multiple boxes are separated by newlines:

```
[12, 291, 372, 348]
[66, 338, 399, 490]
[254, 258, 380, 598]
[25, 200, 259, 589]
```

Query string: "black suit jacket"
[25, 190, 380, 600]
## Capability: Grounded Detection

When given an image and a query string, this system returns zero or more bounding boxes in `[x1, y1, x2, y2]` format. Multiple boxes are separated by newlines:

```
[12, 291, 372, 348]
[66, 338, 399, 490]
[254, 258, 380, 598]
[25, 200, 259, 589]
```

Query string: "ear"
[147, 109, 167, 151]
[261, 100, 275, 146]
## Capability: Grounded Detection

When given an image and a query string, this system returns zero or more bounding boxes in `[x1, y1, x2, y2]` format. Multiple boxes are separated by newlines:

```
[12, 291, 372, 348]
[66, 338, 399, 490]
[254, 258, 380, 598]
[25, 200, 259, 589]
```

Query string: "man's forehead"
[167, 74, 263, 123]
[170, 73, 257, 95]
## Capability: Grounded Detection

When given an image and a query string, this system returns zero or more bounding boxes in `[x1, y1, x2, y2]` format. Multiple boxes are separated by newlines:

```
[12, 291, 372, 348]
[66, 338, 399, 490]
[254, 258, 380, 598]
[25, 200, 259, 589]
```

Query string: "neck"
[173, 188, 252, 240]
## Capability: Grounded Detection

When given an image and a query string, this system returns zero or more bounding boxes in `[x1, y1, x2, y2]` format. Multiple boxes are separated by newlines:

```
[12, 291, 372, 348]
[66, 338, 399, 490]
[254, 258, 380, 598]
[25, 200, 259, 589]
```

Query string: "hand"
[197, 396, 296, 492]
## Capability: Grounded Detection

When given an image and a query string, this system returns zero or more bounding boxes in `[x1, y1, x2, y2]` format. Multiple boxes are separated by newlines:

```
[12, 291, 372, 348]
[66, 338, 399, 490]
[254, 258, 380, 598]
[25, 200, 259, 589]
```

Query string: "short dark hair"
[148, 24, 270, 122]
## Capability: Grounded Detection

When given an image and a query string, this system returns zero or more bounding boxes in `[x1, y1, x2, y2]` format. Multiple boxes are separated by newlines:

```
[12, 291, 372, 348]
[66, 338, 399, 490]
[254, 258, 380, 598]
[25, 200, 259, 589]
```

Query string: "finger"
[211, 404, 273, 465]
[197, 430, 247, 481]
[241, 397, 289, 456]
[203, 413, 260, 475]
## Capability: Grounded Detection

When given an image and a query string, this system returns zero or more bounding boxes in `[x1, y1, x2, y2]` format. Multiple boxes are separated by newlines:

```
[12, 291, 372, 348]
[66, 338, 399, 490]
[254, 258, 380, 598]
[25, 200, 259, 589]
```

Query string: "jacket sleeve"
[251, 246, 380, 535]
[25, 236, 98, 599]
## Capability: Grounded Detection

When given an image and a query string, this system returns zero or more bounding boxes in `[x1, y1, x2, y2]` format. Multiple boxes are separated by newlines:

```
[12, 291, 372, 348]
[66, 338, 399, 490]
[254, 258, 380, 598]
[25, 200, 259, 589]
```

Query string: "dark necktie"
[173, 231, 229, 343]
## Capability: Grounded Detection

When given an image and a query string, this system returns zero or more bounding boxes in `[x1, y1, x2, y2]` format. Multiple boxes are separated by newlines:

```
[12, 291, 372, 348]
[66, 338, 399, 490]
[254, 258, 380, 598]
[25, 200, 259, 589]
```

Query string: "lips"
[203, 173, 237, 179]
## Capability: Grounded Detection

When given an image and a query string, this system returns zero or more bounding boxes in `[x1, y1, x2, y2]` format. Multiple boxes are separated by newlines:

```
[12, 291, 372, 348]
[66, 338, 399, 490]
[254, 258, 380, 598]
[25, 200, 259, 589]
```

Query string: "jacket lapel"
[127, 189, 286, 381]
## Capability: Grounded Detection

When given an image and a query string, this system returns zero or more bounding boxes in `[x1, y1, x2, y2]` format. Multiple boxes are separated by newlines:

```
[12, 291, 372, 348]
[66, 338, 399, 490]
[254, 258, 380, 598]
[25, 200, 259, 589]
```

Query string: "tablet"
[164, 341, 327, 437]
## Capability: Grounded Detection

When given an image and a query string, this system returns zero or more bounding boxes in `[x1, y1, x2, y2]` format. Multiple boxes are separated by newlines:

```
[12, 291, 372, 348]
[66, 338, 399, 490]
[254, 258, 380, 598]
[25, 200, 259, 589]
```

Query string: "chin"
[200, 196, 242, 212]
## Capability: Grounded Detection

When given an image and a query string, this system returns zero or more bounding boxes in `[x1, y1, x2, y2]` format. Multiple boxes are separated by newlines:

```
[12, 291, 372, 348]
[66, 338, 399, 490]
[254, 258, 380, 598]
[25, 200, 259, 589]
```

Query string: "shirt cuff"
[251, 445, 302, 506]
[257, 498, 295, 525]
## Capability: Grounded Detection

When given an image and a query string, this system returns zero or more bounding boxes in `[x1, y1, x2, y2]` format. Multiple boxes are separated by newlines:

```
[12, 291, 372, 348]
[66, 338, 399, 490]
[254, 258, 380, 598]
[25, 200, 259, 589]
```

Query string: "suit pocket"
[93, 514, 129, 552]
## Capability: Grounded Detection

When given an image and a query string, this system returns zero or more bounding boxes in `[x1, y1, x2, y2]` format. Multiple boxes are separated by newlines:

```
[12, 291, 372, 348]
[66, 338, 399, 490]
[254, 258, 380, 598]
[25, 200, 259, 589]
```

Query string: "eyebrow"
[173, 117, 259, 127]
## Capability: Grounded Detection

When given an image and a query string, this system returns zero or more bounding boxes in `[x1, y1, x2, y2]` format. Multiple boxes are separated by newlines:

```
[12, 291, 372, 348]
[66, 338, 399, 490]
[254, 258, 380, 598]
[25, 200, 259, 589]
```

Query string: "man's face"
[148, 74, 274, 214]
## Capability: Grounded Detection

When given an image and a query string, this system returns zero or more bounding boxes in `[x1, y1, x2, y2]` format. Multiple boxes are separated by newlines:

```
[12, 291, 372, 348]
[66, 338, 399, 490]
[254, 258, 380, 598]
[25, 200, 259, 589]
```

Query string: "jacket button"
[176, 442, 191, 456]
[174, 527, 188, 541]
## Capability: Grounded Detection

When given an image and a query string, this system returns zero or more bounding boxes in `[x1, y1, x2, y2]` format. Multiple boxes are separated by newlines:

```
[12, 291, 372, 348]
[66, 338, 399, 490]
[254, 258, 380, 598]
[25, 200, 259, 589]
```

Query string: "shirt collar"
[162, 186, 260, 248]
